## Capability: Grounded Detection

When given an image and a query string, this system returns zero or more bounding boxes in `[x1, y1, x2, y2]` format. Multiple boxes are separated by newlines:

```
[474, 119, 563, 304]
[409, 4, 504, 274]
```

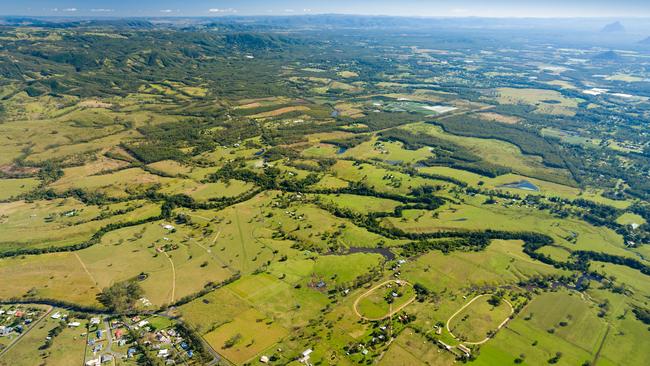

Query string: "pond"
[498, 180, 540, 191]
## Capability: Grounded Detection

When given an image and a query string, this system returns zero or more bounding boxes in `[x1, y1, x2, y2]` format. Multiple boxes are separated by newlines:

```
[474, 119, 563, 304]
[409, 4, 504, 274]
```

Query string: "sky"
[3, 0, 650, 18]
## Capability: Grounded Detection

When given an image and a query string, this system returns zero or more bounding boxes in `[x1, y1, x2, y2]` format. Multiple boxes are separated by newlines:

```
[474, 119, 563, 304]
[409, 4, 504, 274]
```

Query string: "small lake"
[337, 146, 348, 154]
[498, 180, 540, 191]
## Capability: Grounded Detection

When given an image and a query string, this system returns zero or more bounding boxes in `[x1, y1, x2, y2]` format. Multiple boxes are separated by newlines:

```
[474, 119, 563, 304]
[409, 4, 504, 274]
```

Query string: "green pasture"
[400, 240, 565, 292]
[447, 295, 512, 343]
[0, 178, 40, 200]
[356, 281, 415, 319]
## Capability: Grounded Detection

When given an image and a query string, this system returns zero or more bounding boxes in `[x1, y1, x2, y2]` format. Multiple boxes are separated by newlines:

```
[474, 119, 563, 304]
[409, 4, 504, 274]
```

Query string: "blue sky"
[4, 0, 650, 18]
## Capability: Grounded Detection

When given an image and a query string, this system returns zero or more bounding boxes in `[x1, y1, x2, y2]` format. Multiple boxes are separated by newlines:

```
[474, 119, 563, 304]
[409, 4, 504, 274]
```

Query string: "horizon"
[4, 0, 650, 18]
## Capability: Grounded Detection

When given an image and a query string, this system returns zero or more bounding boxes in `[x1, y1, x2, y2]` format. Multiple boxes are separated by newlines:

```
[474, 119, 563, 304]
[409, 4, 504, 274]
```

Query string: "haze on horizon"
[4, 0, 650, 18]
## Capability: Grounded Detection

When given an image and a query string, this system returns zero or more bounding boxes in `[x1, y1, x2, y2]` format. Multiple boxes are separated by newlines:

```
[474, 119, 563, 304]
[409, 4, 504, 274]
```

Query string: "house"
[14, 310, 24, 317]
[85, 358, 101, 366]
[438, 340, 452, 351]
[299, 348, 313, 363]
[260, 355, 270, 363]
[101, 355, 113, 363]
[114, 329, 124, 339]
[68, 321, 81, 327]
[0, 326, 12, 336]
[158, 349, 169, 358]
[163, 224, 175, 230]
[127, 348, 137, 358]
[137, 320, 149, 328]
[90, 317, 101, 325]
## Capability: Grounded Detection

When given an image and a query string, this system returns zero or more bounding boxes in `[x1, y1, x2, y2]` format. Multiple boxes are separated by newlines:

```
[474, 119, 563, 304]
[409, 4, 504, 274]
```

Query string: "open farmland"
[0, 13, 649, 366]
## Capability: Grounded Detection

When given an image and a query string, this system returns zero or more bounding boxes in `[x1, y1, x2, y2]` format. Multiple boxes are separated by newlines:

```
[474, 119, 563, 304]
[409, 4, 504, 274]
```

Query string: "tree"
[487, 294, 503, 307]
[97, 280, 143, 313]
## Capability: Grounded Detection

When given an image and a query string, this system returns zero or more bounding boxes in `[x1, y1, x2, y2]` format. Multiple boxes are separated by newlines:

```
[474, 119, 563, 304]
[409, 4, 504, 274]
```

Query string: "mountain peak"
[601, 21, 625, 33]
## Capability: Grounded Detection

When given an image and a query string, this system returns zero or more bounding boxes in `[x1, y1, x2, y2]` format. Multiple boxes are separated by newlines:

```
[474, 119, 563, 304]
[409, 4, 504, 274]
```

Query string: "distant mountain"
[601, 21, 625, 33]
[0, 17, 153, 29]
[591, 50, 622, 62]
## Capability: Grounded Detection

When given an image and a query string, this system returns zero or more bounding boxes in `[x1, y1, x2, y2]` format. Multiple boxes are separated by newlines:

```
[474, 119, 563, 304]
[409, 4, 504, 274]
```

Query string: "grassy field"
[416, 166, 630, 208]
[160, 178, 254, 201]
[50, 167, 170, 198]
[331, 160, 449, 195]
[0, 178, 40, 200]
[0, 199, 160, 252]
[181, 273, 331, 364]
[316, 193, 401, 214]
[471, 291, 606, 366]
[203, 308, 288, 364]
[0, 311, 87, 366]
[496, 87, 581, 116]
[403, 123, 575, 186]
[447, 295, 512, 343]
[401, 240, 566, 292]
[379, 329, 456, 366]
[0, 23, 648, 366]
[383, 195, 637, 261]
[615, 212, 645, 226]
[356, 281, 415, 320]
[341, 137, 434, 163]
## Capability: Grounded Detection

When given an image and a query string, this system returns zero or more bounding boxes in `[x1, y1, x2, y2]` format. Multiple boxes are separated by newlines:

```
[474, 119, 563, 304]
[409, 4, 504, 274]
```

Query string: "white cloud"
[208, 8, 237, 14]
[91, 8, 114, 13]
[303, 9, 312, 13]
[160, 9, 173, 13]
[51, 8, 59, 12]
[63, 8, 78, 12]
[284, 9, 295, 13]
